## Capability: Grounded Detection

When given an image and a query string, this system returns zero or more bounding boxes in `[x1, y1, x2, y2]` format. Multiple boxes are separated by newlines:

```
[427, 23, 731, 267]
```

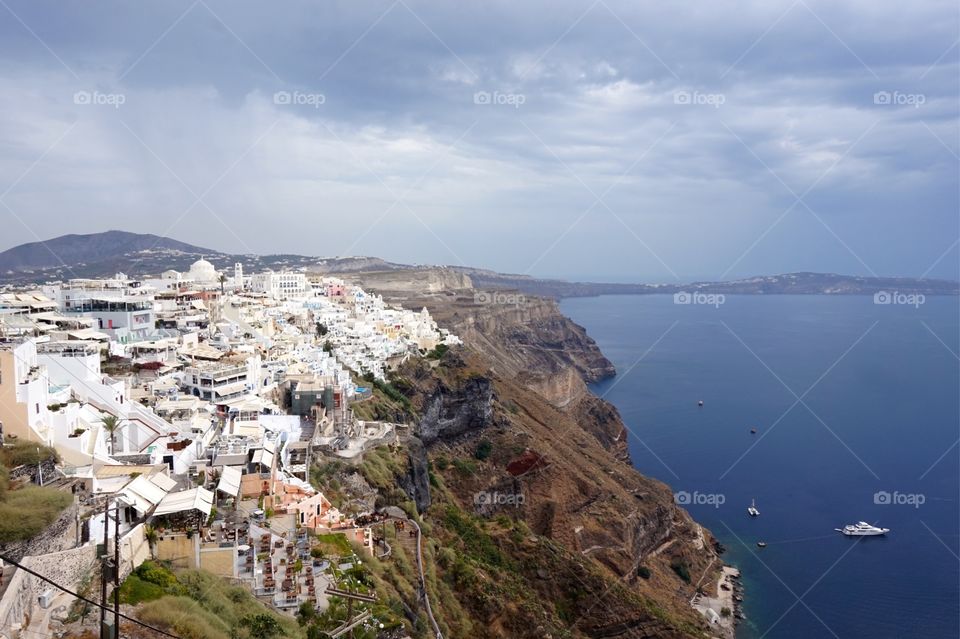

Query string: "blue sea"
[560, 295, 960, 639]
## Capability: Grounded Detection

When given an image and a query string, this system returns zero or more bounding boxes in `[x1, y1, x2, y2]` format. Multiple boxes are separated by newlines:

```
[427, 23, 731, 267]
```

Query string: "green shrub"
[670, 558, 691, 583]
[135, 561, 180, 590]
[118, 574, 166, 604]
[637, 565, 651, 580]
[425, 344, 449, 360]
[474, 440, 493, 461]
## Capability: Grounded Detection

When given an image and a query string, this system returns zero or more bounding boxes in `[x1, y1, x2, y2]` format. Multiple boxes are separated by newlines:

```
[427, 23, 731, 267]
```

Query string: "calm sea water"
[560, 295, 959, 639]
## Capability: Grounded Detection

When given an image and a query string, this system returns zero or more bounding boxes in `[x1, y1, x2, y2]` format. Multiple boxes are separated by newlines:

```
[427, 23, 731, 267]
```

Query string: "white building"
[250, 270, 307, 299]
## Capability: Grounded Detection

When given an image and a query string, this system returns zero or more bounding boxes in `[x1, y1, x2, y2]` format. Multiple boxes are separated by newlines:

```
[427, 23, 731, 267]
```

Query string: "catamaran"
[747, 499, 759, 517]
[835, 521, 890, 536]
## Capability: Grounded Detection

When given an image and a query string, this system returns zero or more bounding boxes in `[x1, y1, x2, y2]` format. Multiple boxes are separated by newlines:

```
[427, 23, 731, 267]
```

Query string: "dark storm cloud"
[0, 0, 956, 280]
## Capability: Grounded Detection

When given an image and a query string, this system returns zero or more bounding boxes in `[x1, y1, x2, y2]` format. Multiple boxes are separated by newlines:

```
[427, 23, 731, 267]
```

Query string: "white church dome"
[188, 258, 218, 283]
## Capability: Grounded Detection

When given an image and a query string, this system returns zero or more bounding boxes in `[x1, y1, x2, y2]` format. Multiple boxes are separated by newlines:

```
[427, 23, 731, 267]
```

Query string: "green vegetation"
[369, 377, 411, 411]
[473, 440, 493, 461]
[441, 506, 509, 569]
[130, 566, 299, 639]
[0, 458, 72, 543]
[637, 565, 651, 580]
[451, 458, 476, 476]
[357, 446, 413, 510]
[721, 606, 732, 617]
[425, 343, 449, 360]
[99, 414, 123, 453]
[118, 561, 183, 604]
[0, 441, 59, 467]
[313, 533, 352, 556]
[670, 557, 691, 583]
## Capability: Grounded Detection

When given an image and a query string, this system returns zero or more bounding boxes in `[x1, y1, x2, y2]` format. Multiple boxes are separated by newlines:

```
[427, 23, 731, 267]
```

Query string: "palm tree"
[99, 414, 122, 456]
[219, 273, 227, 295]
[143, 524, 158, 559]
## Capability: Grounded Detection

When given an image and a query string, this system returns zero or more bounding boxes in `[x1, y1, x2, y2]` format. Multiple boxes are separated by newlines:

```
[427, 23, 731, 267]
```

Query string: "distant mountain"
[0, 231, 955, 295]
[452, 268, 960, 297]
[0, 230, 215, 271]
[0, 231, 410, 284]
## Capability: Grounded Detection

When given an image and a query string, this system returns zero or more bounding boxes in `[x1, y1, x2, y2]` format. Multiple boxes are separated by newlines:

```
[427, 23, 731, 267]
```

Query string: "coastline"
[692, 565, 742, 639]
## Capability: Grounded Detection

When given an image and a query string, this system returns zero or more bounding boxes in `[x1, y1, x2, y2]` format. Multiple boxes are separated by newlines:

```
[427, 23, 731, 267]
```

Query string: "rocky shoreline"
[692, 565, 744, 639]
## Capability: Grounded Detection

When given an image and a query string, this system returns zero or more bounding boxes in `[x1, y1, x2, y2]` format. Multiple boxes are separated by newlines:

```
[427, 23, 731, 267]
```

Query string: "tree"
[99, 414, 123, 456]
[144, 525, 158, 559]
[315, 322, 328, 337]
[219, 273, 227, 295]
[242, 613, 282, 639]
[296, 601, 316, 626]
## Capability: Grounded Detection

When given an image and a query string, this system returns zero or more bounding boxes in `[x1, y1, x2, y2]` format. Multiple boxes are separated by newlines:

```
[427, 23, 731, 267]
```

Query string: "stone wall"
[7, 459, 60, 485]
[0, 500, 78, 562]
[0, 544, 97, 635]
[112, 453, 153, 465]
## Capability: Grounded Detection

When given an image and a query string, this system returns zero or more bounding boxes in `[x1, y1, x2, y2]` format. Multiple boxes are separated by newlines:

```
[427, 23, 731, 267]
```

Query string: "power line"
[0, 553, 182, 639]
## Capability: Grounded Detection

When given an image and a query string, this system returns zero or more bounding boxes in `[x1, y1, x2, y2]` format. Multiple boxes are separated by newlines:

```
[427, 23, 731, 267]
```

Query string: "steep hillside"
[313, 271, 725, 638]
[344, 351, 721, 639]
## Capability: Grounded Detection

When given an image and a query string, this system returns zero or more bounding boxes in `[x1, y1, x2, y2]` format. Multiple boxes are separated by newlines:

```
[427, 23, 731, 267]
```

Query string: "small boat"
[747, 499, 759, 517]
[750, 428, 757, 434]
[697, 400, 704, 407]
[835, 521, 890, 537]
[756, 541, 767, 548]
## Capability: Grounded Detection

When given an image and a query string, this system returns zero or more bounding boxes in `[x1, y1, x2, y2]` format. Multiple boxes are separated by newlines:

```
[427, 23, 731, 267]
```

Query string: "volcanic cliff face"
[348, 270, 723, 639]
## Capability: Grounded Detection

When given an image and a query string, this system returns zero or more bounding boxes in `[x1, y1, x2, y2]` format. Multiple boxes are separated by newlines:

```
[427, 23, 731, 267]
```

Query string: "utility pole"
[36, 447, 42, 486]
[100, 499, 108, 633]
[114, 501, 121, 637]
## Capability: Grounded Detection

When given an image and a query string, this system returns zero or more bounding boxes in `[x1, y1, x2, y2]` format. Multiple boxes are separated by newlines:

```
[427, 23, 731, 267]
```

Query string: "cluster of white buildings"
[0, 258, 460, 631]
[1, 257, 455, 543]
[0, 258, 458, 473]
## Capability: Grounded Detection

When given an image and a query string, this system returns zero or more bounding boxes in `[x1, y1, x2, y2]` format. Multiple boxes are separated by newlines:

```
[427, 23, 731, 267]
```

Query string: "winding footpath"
[405, 518, 443, 639]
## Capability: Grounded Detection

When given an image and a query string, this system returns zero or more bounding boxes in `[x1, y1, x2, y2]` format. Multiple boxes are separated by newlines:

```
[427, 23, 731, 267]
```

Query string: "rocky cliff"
[345, 270, 724, 639]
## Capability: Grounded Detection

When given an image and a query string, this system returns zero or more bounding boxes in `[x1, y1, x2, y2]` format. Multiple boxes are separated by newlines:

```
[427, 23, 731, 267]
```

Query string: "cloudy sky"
[0, 0, 957, 281]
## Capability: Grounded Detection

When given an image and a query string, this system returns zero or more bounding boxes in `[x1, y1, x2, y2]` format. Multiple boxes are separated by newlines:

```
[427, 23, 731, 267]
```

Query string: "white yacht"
[747, 499, 760, 517]
[835, 521, 890, 536]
